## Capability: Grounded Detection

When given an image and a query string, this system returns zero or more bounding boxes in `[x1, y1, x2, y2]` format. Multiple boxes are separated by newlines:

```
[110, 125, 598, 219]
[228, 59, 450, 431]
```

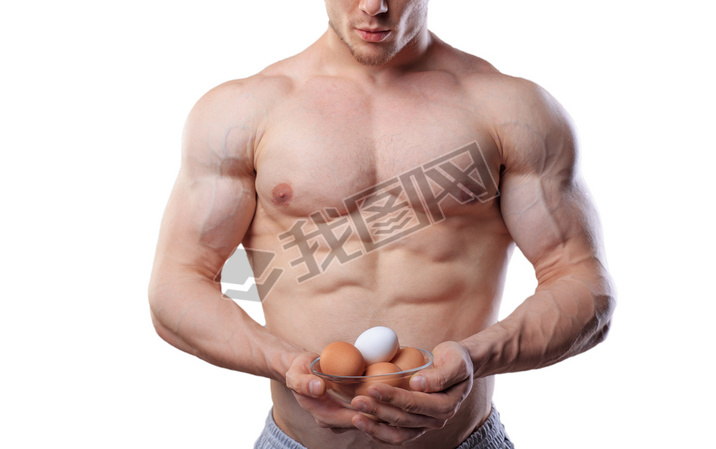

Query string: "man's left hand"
[349, 341, 474, 445]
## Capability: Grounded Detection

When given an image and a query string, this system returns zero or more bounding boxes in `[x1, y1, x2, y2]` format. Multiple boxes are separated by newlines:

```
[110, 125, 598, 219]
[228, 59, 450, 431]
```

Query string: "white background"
[1, 1, 714, 447]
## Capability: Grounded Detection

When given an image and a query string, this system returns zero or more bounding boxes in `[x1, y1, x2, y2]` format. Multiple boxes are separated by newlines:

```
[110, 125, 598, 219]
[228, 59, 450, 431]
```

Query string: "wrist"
[260, 340, 305, 383]
[460, 321, 516, 378]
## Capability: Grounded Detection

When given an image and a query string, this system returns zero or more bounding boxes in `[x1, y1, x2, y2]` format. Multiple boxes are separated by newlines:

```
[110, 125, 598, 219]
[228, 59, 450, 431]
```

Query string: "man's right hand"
[285, 352, 363, 432]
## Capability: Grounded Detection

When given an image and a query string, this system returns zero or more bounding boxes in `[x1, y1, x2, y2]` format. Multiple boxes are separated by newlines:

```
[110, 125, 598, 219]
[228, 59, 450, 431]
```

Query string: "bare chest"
[254, 76, 502, 225]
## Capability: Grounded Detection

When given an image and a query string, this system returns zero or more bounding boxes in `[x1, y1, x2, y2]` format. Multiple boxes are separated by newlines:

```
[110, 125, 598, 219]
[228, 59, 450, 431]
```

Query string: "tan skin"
[148, 0, 615, 447]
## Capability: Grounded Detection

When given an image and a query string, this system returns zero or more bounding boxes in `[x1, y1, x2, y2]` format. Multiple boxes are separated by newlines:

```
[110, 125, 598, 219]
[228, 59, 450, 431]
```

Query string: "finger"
[286, 372, 325, 398]
[312, 407, 361, 429]
[409, 367, 472, 402]
[352, 413, 427, 446]
[352, 393, 445, 430]
[410, 347, 472, 393]
[293, 390, 362, 429]
[285, 353, 325, 398]
[410, 365, 468, 393]
[354, 383, 458, 424]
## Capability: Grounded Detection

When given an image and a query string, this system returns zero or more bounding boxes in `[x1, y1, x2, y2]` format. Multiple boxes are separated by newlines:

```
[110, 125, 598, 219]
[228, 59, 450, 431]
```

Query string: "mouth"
[356, 28, 391, 43]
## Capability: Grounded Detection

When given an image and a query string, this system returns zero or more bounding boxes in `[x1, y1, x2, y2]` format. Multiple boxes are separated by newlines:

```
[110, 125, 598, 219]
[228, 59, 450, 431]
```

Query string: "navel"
[271, 183, 293, 207]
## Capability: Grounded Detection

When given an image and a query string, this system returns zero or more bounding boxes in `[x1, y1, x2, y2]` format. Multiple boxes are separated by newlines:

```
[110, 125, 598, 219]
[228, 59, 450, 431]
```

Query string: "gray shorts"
[254, 405, 514, 449]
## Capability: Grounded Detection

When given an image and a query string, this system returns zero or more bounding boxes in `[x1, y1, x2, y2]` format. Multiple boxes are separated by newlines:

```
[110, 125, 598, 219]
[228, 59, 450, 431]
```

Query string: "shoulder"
[454, 56, 563, 126]
[493, 77, 577, 175]
[435, 43, 575, 173]
[188, 68, 294, 128]
[436, 40, 569, 133]
[437, 38, 567, 127]
[460, 70, 576, 174]
[181, 66, 299, 172]
[487, 75, 571, 134]
[183, 52, 310, 142]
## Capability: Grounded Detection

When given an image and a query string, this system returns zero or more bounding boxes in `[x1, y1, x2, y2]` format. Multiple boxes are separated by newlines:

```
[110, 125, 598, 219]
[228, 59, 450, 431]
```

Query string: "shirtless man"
[148, 1, 615, 447]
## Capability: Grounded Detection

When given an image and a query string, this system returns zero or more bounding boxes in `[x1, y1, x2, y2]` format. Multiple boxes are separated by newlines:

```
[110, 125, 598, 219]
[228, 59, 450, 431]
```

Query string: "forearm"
[149, 272, 302, 382]
[461, 268, 615, 378]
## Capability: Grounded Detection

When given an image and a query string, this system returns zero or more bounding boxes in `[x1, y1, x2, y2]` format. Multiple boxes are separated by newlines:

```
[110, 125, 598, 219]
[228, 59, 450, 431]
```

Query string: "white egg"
[354, 326, 400, 365]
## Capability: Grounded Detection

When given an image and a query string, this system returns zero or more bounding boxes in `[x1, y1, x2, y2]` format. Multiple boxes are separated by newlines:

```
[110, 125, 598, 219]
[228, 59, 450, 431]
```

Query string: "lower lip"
[356, 29, 390, 42]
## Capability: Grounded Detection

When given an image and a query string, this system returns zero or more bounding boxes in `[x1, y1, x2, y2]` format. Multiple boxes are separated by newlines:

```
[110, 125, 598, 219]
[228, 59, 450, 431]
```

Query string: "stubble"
[328, 19, 398, 67]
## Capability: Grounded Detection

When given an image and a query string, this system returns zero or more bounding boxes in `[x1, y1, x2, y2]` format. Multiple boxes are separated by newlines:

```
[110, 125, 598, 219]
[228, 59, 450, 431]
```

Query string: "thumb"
[409, 366, 450, 393]
[409, 343, 472, 393]
[285, 352, 326, 398]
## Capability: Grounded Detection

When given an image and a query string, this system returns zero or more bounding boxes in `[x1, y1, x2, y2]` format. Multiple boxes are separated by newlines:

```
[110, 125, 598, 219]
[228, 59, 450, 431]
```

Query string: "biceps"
[193, 175, 255, 251]
[501, 173, 601, 281]
[158, 172, 256, 276]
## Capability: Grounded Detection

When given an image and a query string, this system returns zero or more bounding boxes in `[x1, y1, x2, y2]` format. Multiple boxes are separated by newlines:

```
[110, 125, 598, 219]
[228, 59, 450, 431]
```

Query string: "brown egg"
[390, 347, 425, 371]
[355, 362, 402, 396]
[319, 341, 365, 377]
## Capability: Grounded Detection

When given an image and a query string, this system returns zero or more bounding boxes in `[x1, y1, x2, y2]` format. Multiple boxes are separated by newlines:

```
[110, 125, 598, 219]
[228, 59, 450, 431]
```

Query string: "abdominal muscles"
[260, 220, 511, 351]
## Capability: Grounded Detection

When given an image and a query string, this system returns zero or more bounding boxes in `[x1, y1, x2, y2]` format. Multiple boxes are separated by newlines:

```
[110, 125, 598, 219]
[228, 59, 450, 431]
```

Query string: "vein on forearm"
[466, 265, 613, 378]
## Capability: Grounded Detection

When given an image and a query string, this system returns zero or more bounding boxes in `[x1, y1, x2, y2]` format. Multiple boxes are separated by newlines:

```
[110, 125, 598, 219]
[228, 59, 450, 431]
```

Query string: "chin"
[350, 41, 400, 66]
[353, 51, 395, 67]
[329, 21, 397, 67]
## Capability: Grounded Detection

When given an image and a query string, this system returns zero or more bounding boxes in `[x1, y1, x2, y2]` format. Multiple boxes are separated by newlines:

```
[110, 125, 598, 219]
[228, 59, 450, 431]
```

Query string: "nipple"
[271, 183, 293, 207]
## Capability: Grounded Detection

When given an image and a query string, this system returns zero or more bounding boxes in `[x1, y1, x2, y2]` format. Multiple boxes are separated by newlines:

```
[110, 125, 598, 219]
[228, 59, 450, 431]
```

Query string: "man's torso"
[234, 40, 517, 448]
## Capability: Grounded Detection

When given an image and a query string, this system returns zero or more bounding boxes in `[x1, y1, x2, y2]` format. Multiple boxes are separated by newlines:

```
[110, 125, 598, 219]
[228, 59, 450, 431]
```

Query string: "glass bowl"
[310, 348, 433, 408]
